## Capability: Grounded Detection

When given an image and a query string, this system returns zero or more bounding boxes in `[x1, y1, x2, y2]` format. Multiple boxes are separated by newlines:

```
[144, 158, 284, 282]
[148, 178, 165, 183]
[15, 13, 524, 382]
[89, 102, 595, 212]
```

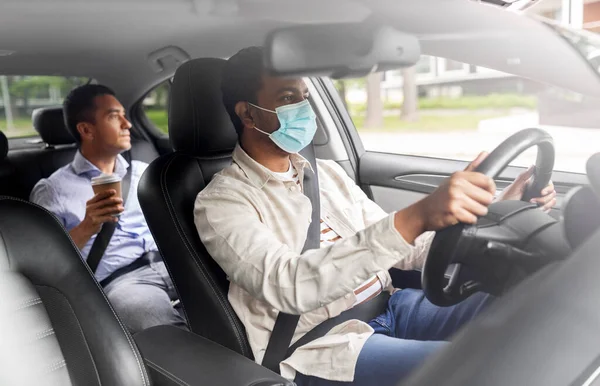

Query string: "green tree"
[152, 83, 170, 109]
[7, 76, 87, 117]
[333, 77, 367, 114]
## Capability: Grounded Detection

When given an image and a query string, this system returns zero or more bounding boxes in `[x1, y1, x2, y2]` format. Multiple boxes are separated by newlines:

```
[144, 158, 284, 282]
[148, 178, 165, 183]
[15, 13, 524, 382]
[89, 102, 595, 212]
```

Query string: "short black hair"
[63, 84, 115, 142]
[221, 46, 265, 137]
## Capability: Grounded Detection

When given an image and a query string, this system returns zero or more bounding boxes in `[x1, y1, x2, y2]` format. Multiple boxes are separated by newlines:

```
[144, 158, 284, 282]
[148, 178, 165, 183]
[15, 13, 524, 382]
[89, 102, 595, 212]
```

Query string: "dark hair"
[221, 46, 265, 137]
[63, 84, 115, 142]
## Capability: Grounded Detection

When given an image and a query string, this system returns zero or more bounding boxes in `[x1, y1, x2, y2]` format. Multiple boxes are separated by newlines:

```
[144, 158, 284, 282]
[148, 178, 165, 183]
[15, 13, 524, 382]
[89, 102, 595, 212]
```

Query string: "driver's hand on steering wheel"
[396, 152, 497, 241]
[468, 151, 557, 213]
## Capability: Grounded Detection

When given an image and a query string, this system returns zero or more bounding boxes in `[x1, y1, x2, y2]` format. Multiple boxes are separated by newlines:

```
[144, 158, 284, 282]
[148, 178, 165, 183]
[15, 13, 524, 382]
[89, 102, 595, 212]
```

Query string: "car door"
[312, 57, 592, 222]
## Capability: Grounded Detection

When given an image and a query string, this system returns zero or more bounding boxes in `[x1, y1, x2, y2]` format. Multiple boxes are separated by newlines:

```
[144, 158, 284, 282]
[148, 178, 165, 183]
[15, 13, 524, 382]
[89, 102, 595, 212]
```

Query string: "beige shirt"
[194, 144, 434, 382]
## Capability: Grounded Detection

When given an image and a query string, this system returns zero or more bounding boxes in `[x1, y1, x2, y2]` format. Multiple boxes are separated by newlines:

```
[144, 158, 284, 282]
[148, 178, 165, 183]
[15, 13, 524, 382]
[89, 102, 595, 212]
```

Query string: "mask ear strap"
[248, 102, 276, 114]
[253, 126, 272, 136]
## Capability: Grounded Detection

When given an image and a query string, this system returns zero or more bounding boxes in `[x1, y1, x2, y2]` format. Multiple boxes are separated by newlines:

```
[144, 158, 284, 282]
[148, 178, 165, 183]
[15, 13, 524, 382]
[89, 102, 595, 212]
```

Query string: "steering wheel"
[422, 128, 556, 307]
[403, 153, 600, 386]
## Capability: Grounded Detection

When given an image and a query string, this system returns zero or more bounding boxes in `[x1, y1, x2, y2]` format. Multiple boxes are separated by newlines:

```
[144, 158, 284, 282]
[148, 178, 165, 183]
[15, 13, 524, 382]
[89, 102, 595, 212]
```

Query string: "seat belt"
[261, 145, 321, 374]
[86, 151, 132, 273]
[261, 145, 390, 374]
[285, 291, 390, 360]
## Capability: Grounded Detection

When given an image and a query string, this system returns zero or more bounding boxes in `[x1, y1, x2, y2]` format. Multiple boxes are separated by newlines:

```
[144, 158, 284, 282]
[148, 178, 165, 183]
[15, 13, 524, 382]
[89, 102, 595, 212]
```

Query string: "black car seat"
[0, 131, 14, 194]
[4, 107, 159, 200]
[137, 58, 252, 357]
[137, 58, 393, 368]
[0, 197, 151, 386]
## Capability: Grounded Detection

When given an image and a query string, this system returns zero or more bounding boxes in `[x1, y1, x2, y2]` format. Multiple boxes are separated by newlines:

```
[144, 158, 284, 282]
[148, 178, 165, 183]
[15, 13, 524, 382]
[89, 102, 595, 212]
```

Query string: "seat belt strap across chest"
[86, 151, 132, 273]
[261, 145, 321, 374]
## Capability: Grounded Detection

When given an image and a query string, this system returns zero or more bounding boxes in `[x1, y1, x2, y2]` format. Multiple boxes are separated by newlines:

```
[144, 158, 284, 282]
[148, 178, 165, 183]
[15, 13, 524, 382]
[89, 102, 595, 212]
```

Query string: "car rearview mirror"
[264, 23, 421, 79]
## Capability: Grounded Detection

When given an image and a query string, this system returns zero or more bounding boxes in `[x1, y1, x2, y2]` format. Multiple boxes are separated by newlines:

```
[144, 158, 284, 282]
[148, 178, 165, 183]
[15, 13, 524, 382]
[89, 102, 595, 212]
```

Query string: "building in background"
[346, 0, 600, 105]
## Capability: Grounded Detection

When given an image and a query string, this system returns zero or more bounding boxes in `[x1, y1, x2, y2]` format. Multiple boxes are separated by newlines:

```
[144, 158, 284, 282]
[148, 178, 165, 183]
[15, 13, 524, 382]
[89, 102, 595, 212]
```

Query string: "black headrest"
[169, 58, 238, 156]
[32, 107, 76, 145]
[0, 131, 7, 160]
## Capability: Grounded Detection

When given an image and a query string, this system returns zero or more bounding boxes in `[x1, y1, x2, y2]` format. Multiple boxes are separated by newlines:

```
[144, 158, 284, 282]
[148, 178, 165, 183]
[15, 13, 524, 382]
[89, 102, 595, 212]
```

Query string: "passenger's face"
[82, 95, 132, 155]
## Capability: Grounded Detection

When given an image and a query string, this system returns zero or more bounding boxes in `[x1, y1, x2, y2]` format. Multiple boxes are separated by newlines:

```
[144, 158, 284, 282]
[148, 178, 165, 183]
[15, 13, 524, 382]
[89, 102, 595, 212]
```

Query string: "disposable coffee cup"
[91, 174, 122, 217]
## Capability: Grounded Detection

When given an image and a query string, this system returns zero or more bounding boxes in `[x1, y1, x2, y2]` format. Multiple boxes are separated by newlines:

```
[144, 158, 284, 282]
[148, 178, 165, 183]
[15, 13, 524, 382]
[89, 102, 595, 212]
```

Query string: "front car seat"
[137, 58, 252, 357]
[0, 197, 151, 386]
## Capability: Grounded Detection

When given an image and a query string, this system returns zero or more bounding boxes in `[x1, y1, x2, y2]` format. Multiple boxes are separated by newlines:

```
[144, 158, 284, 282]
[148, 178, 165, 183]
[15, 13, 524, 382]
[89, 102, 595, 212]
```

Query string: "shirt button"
[354, 278, 362, 284]
[345, 294, 352, 299]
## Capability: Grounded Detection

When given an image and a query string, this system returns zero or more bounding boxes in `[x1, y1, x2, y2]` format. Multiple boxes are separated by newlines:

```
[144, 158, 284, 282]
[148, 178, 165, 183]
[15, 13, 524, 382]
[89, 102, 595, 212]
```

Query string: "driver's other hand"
[496, 165, 557, 213]
[464, 151, 489, 172]
[417, 170, 496, 231]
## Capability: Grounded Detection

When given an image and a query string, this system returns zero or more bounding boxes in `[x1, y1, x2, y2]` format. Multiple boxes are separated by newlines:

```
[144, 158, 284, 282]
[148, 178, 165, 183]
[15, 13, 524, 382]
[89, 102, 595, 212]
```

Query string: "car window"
[0, 76, 89, 138]
[332, 55, 600, 173]
[141, 80, 170, 135]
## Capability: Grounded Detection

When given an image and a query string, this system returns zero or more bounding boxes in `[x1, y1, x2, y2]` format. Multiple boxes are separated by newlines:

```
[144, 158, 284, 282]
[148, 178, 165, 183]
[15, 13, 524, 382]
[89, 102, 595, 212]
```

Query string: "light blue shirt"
[30, 151, 158, 282]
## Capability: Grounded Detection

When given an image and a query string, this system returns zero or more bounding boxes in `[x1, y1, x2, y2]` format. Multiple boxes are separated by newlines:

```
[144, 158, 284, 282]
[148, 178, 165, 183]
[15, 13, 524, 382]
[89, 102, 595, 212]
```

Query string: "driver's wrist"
[394, 204, 426, 245]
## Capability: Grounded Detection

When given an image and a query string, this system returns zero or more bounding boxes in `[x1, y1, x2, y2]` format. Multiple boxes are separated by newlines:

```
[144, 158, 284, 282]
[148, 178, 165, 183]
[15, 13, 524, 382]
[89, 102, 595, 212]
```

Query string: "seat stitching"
[159, 155, 250, 356]
[145, 359, 190, 386]
[15, 297, 43, 311]
[33, 328, 55, 341]
[0, 197, 150, 386]
[49, 362, 67, 373]
[36, 285, 102, 385]
[44, 359, 66, 374]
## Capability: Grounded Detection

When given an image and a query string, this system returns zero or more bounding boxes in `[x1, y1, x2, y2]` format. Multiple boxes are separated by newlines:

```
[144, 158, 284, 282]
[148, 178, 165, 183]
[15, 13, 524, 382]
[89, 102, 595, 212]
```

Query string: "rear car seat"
[2, 106, 160, 200]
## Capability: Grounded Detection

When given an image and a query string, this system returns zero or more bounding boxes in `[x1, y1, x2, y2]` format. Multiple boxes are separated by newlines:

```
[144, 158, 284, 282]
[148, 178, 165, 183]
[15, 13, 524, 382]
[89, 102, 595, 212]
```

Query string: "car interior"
[3, 0, 600, 385]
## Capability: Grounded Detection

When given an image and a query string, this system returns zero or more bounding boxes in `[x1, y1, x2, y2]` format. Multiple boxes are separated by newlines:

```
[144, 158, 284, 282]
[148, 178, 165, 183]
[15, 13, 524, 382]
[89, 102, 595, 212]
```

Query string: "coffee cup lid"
[91, 173, 121, 186]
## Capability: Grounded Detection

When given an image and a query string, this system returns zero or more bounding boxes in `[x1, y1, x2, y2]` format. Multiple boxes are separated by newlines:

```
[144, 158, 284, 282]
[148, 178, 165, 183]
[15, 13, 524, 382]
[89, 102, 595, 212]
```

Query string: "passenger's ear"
[77, 122, 95, 142]
[235, 101, 255, 129]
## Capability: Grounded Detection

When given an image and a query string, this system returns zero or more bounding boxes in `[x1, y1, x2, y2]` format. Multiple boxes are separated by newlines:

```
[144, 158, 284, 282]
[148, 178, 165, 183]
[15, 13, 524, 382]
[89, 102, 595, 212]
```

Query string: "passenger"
[31, 85, 187, 334]
[194, 47, 556, 385]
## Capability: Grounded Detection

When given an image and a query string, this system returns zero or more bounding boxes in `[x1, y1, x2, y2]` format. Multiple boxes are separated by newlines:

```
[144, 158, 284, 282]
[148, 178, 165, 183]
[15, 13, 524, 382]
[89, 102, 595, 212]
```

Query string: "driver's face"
[250, 75, 310, 134]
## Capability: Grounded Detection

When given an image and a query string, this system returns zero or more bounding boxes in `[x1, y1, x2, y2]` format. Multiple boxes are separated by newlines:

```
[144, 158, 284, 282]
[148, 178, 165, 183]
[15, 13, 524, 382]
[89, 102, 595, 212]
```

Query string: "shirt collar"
[71, 150, 129, 178]
[232, 143, 313, 189]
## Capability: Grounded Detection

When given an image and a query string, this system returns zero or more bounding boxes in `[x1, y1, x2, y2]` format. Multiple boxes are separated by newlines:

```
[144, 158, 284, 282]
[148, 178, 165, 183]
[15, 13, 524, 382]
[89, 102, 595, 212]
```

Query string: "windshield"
[544, 20, 600, 74]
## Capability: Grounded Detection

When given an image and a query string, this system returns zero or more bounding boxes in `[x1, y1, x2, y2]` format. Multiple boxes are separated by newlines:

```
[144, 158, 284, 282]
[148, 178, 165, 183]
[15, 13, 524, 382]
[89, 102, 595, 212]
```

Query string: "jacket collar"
[232, 143, 313, 189]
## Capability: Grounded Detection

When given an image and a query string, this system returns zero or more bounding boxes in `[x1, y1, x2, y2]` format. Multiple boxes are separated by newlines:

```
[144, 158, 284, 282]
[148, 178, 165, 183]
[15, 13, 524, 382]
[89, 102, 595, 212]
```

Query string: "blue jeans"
[103, 261, 188, 334]
[294, 288, 491, 386]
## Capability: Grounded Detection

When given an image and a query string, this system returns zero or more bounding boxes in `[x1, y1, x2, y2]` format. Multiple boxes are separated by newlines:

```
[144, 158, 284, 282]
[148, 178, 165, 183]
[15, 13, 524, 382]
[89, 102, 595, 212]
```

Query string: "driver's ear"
[235, 101, 255, 130]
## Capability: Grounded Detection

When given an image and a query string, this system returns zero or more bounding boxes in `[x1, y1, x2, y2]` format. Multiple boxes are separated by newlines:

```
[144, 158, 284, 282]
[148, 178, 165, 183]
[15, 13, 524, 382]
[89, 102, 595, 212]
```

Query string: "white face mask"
[248, 99, 317, 153]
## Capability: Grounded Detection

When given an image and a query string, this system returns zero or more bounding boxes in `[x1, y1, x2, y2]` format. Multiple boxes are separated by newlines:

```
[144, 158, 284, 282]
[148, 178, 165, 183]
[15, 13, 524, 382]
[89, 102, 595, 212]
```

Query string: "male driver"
[31, 85, 187, 334]
[194, 47, 556, 385]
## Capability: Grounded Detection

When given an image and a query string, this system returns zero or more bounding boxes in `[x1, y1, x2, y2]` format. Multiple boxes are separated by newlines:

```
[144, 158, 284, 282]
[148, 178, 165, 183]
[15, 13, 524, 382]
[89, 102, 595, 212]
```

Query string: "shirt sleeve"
[321, 159, 434, 270]
[30, 179, 67, 228]
[195, 189, 419, 315]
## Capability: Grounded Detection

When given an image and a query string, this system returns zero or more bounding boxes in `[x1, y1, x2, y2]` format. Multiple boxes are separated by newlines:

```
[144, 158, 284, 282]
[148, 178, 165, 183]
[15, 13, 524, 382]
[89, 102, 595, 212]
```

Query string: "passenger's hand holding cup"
[91, 173, 122, 201]
[80, 174, 125, 236]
